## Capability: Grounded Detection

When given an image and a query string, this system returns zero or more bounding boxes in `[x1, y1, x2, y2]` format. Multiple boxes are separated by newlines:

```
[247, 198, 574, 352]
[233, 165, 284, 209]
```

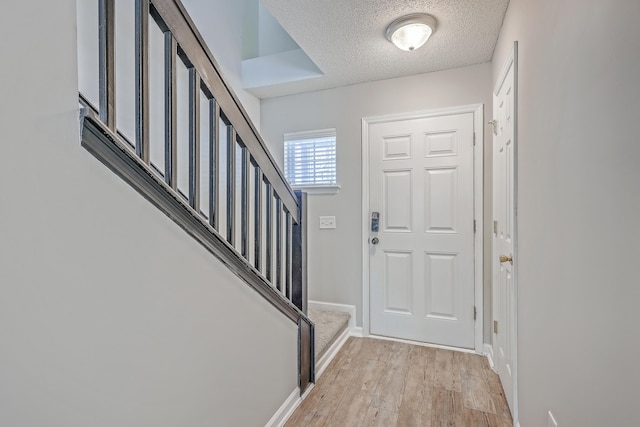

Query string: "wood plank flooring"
[285, 337, 513, 427]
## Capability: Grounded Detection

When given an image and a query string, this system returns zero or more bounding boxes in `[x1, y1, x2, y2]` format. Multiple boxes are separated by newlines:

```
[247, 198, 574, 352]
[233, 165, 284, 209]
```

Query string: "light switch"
[319, 216, 336, 229]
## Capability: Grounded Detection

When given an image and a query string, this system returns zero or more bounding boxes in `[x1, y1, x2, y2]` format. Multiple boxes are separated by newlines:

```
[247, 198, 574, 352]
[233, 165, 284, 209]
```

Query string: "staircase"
[77, 0, 314, 395]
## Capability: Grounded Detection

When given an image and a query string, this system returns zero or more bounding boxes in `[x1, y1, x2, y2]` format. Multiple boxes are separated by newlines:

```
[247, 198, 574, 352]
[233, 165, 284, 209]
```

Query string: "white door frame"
[493, 41, 519, 425]
[361, 104, 484, 353]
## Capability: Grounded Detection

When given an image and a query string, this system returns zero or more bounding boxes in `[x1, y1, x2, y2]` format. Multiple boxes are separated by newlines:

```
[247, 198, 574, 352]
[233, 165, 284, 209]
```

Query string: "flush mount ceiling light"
[385, 13, 437, 51]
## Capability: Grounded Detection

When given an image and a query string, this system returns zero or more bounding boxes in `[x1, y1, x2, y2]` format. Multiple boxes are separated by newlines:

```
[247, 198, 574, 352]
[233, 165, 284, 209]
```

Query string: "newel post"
[291, 190, 308, 314]
[292, 191, 313, 393]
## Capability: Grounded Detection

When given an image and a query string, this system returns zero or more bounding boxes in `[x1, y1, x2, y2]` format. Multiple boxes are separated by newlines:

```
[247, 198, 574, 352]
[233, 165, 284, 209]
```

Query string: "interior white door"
[493, 44, 517, 414]
[369, 113, 475, 348]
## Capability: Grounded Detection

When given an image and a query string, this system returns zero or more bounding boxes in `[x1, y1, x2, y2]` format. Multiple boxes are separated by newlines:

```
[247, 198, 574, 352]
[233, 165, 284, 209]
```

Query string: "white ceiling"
[253, 0, 510, 98]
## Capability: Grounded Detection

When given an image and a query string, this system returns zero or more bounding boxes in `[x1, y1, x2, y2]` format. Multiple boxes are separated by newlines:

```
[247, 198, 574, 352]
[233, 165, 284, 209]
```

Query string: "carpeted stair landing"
[308, 308, 350, 361]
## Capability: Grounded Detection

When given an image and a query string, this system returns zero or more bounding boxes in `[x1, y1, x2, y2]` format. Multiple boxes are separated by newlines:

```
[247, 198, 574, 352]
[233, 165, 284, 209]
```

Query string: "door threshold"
[366, 334, 479, 354]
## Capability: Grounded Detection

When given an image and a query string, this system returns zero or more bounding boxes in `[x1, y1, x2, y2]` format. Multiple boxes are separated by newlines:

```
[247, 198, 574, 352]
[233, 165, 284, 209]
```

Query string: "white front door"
[368, 112, 476, 348]
[493, 43, 518, 415]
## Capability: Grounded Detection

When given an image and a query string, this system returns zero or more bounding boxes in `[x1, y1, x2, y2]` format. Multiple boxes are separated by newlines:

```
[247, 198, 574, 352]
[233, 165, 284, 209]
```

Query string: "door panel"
[369, 113, 475, 348]
[424, 167, 458, 233]
[383, 135, 412, 159]
[425, 252, 458, 319]
[493, 46, 517, 415]
[425, 131, 457, 157]
[383, 251, 413, 314]
[383, 170, 412, 231]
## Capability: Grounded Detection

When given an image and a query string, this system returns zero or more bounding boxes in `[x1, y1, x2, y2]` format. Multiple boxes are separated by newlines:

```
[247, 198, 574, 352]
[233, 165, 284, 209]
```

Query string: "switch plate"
[319, 216, 336, 229]
[548, 411, 558, 427]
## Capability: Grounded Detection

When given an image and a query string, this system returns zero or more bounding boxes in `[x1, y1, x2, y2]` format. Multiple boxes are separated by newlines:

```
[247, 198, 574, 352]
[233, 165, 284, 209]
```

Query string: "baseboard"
[350, 326, 364, 337]
[484, 344, 518, 427]
[484, 343, 495, 370]
[315, 324, 351, 379]
[264, 388, 301, 427]
[314, 327, 363, 379]
[308, 300, 358, 332]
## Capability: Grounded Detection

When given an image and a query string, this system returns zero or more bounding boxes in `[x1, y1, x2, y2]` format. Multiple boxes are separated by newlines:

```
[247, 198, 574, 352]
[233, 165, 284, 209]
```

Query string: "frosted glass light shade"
[386, 14, 437, 51]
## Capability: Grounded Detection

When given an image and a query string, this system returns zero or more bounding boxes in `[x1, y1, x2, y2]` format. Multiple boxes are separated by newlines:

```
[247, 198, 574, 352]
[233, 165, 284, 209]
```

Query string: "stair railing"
[77, 0, 313, 393]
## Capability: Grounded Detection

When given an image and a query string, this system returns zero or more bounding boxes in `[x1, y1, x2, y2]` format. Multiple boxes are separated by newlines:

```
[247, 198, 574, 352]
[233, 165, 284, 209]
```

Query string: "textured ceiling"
[254, 0, 509, 98]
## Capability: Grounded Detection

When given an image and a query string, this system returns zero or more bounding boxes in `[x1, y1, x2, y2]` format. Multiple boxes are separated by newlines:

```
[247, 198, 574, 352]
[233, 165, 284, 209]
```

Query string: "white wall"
[492, 0, 640, 425]
[182, 0, 262, 129]
[261, 63, 493, 340]
[0, 2, 297, 426]
[257, 2, 299, 57]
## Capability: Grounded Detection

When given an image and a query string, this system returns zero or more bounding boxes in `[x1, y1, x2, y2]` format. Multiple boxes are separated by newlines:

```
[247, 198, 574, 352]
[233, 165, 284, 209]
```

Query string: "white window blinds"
[284, 129, 336, 186]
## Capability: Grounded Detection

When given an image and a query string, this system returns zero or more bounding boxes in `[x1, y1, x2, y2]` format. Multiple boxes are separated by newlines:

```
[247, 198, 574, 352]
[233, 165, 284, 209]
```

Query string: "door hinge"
[493, 220, 498, 235]
[474, 306, 477, 321]
[473, 220, 477, 233]
[473, 132, 476, 146]
[494, 320, 499, 334]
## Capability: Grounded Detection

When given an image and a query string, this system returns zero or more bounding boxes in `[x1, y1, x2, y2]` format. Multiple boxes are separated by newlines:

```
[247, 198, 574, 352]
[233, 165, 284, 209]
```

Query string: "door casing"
[361, 104, 484, 353]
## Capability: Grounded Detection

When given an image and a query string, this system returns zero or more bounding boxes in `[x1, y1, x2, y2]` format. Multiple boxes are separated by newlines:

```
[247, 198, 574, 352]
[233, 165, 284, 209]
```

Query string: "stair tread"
[308, 309, 351, 360]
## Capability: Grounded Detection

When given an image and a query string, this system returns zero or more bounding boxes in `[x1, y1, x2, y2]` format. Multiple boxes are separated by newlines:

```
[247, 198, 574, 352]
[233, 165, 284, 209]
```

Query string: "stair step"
[308, 309, 350, 360]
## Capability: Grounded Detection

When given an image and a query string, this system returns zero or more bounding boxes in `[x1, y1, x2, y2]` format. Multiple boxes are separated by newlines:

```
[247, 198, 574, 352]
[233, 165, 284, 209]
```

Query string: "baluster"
[209, 99, 219, 229]
[276, 196, 283, 292]
[241, 145, 251, 259]
[226, 125, 236, 245]
[164, 31, 177, 188]
[188, 69, 200, 210]
[286, 210, 292, 300]
[197, 89, 211, 219]
[135, 0, 149, 162]
[254, 165, 263, 271]
[265, 181, 273, 282]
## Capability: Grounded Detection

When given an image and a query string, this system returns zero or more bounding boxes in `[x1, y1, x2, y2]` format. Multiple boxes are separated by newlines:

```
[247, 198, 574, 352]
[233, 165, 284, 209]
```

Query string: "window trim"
[291, 183, 341, 195]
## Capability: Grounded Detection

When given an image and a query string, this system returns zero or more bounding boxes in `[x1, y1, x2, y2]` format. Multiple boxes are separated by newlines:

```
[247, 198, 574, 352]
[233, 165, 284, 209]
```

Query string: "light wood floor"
[285, 337, 512, 427]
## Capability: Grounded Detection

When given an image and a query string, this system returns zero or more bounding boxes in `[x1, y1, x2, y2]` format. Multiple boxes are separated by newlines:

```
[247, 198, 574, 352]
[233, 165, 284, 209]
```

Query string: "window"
[284, 128, 339, 193]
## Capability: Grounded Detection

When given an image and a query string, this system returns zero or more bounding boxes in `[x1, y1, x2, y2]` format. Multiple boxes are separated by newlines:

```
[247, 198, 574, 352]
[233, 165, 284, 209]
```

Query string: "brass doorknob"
[499, 254, 513, 264]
